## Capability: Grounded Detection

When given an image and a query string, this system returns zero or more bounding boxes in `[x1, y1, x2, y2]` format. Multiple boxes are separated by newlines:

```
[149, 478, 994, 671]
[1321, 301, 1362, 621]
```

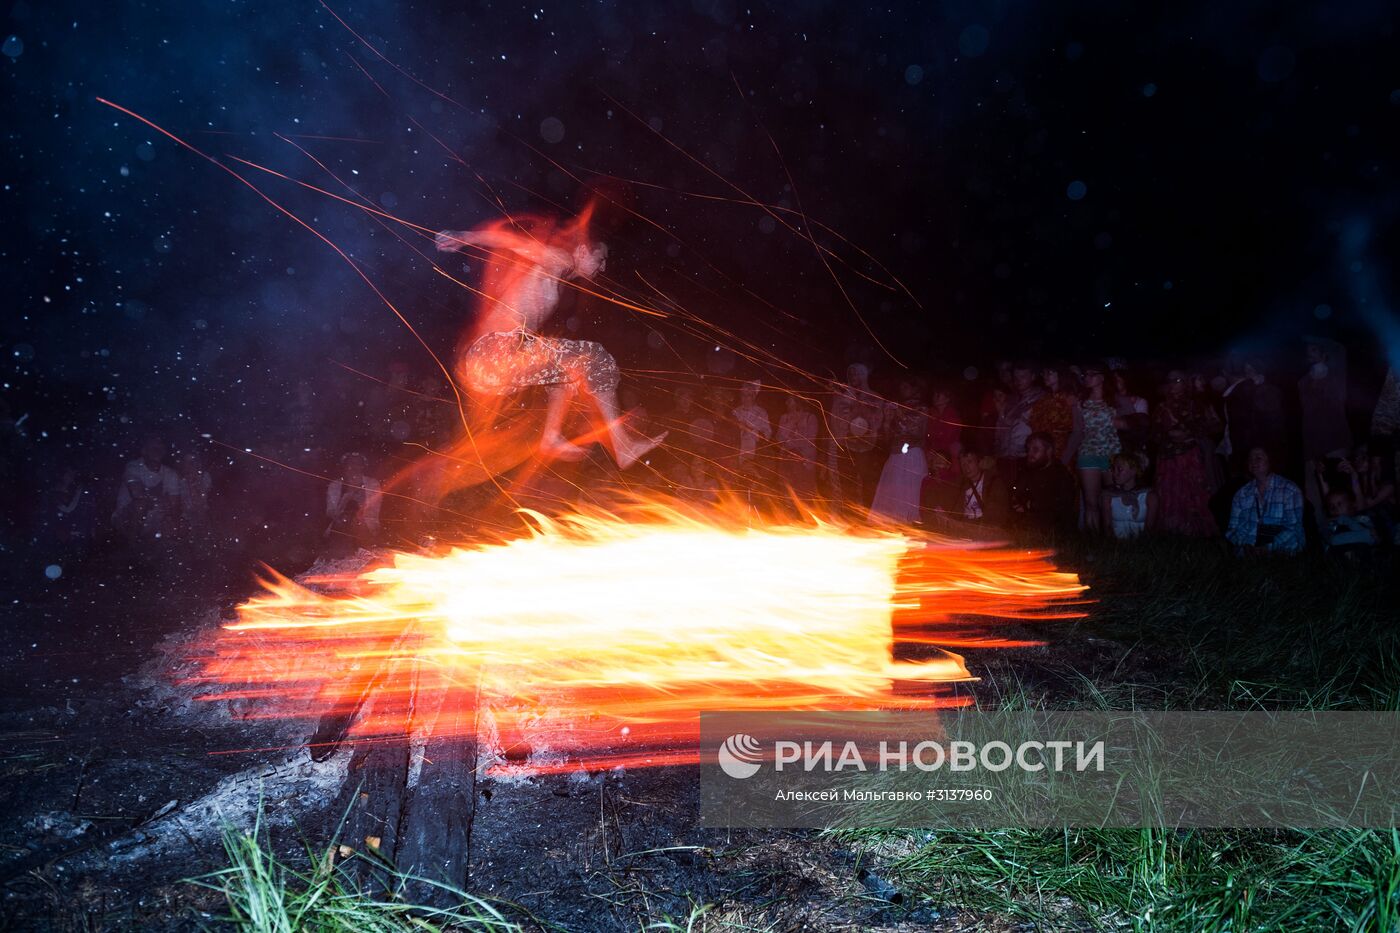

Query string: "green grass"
[847, 826, 1400, 931]
[1056, 535, 1400, 711]
[837, 535, 1400, 931]
[192, 812, 518, 933]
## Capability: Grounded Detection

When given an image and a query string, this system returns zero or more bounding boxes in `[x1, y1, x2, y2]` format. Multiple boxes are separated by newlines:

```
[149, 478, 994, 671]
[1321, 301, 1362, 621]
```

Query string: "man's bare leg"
[540, 385, 588, 461]
[589, 385, 667, 469]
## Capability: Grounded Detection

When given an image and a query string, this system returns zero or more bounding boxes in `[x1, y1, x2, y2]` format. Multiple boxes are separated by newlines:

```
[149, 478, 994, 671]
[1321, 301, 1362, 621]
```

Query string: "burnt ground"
[0, 537, 1165, 933]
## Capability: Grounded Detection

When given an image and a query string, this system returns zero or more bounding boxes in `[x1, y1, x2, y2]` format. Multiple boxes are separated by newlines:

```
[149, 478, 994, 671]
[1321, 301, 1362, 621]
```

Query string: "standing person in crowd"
[922, 384, 964, 516]
[958, 448, 1009, 527]
[869, 382, 930, 524]
[1299, 336, 1352, 526]
[979, 360, 1015, 436]
[1109, 367, 1150, 457]
[732, 379, 773, 480]
[669, 383, 723, 498]
[663, 386, 701, 462]
[1225, 447, 1305, 556]
[1102, 453, 1157, 539]
[994, 359, 1016, 393]
[1374, 366, 1400, 437]
[776, 393, 819, 499]
[112, 435, 181, 544]
[981, 385, 1009, 458]
[1030, 363, 1081, 466]
[1011, 432, 1079, 536]
[1191, 369, 1229, 498]
[1373, 365, 1399, 442]
[995, 363, 1043, 485]
[1242, 358, 1287, 472]
[683, 386, 718, 483]
[659, 386, 699, 499]
[1075, 364, 1121, 533]
[325, 452, 382, 556]
[701, 384, 737, 476]
[669, 387, 723, 505]
[1217, 359, 1256, 477]
[1370, 366, 1400, 493]
[1153, 370, 1221, 536]
[825, 363, 884, 511]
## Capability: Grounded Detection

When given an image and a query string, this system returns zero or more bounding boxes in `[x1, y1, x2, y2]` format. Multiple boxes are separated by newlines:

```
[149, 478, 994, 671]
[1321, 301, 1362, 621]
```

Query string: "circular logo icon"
[717, 733, 763, 779]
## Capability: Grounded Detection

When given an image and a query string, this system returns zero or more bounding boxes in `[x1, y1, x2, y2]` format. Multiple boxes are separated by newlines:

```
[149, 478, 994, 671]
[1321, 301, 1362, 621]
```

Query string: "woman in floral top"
[1030, 364, 1081, 466]
[1076, 364, 1121, 532]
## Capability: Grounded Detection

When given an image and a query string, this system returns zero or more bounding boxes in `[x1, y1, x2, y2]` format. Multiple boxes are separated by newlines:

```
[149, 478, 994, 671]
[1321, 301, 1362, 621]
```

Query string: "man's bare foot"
[615, 430, 668, 470]
[539, 435, 589, 462]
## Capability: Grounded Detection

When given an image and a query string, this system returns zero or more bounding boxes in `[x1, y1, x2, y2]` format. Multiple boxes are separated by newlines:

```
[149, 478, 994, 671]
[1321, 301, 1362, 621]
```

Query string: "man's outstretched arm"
[435, 227, 564, 267]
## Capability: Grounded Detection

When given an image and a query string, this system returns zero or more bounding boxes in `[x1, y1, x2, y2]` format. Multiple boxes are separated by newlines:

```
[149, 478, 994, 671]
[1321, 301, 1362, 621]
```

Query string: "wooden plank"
[395, 683, 477, 907]
[333, 656, 413, 894]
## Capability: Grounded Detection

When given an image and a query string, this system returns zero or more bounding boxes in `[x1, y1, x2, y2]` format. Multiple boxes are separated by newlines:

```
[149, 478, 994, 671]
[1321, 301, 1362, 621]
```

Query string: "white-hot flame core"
[369, 521, 966, 701]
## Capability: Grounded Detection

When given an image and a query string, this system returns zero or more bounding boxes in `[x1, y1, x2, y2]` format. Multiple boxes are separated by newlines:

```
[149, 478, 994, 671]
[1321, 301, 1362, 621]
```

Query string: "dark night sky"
[3, 0, 1399, 461]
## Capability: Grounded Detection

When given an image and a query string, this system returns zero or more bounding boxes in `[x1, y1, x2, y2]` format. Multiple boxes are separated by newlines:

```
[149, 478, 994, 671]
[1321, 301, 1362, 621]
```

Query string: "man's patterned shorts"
[458, 330, 621, 397]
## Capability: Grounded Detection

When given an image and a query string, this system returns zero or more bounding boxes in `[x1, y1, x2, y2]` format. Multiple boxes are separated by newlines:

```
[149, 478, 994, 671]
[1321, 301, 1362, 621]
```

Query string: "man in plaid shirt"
[1225, 447, 1305, 555]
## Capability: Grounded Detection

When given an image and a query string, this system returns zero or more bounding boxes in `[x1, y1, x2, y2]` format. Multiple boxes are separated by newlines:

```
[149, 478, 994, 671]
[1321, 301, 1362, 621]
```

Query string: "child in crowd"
[1101, 453, 1157, 539]
[1323, 488, 1377, 556]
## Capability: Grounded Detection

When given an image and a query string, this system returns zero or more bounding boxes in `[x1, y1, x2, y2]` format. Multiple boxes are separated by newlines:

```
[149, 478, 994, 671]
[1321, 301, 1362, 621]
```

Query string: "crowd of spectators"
[640, 338, 1398, 562]
[11, 335, 1399, 581]
[11, 365, 434, 576]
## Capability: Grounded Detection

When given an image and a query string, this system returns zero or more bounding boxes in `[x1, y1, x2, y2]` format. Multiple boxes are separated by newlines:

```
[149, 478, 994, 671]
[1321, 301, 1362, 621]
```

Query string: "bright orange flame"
[188, 499, 1085, 772]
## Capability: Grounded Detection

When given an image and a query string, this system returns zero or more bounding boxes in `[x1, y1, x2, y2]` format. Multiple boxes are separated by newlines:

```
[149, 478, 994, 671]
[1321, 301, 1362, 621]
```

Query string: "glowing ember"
[189, 501, 1085, 772]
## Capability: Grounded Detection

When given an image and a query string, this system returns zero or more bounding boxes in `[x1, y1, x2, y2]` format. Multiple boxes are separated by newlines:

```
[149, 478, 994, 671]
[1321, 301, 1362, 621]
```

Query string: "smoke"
[2, 0, 611, 455]
[5, 0, 1399, 465]
[1338, 217, 1400, 371]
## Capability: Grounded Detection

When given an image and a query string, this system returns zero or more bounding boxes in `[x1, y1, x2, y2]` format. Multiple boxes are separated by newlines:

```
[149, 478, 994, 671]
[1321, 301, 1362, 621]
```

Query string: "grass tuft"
[190, 810, 518, 933]
[844, 826, 1400, 932]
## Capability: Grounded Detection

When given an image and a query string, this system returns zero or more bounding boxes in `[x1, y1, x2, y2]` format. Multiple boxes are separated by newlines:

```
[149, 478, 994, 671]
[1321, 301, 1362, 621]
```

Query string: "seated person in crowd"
[1225, 447, 1305, 556]
[325, 452, 382, 555]
[1323, 487, 1378, 555]
[1011, 432, 1079, 535]
[41, 467, 96, 545]
[957, 448, 1009, 526]
[1341, 441, 1396, 544]
[1101, 453, 1157, 539]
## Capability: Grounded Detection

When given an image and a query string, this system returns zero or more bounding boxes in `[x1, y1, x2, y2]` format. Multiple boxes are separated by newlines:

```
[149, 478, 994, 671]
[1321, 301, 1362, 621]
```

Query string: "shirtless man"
[435, 221, 664, 468]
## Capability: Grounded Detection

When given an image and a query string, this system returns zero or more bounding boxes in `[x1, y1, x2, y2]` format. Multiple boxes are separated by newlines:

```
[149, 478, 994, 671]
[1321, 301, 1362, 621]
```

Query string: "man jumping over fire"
[435, 208, 665, 469]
